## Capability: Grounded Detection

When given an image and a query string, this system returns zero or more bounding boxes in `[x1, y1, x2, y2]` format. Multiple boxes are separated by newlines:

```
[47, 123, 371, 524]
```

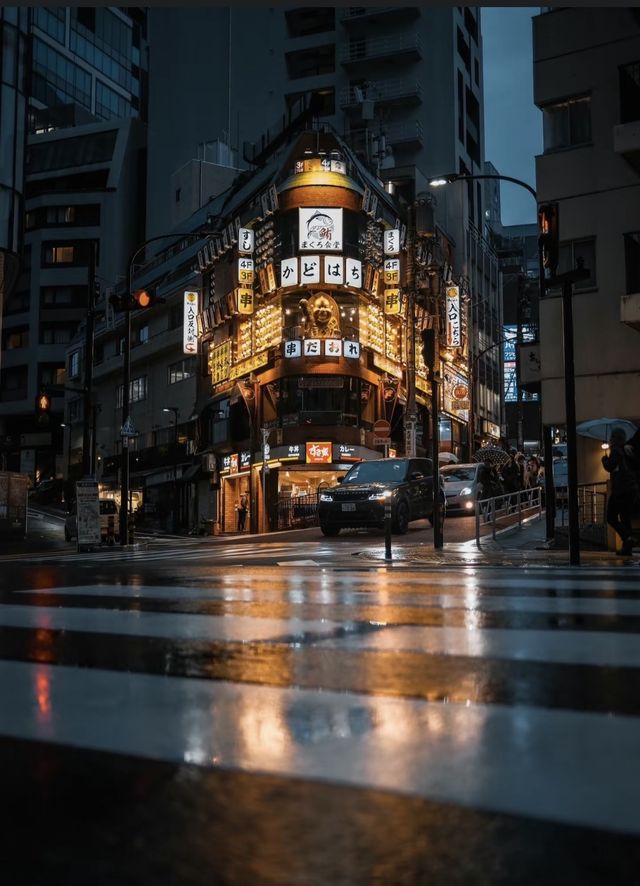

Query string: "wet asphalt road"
[1, 517, 639, 884]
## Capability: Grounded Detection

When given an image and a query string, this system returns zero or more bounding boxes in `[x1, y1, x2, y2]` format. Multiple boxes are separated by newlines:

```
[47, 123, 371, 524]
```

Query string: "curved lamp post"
[119, 229, 217, 546]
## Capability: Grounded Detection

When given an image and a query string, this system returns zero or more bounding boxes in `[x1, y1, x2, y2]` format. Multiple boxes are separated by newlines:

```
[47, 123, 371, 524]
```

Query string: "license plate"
[341, 503, 356, 512]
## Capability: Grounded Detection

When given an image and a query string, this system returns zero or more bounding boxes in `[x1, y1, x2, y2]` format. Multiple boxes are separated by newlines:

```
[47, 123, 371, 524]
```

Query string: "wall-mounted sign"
[383, 258, 401, 285]
[442, 367, 469, 422]
[183, 290, 199, 354]
[238, 257, 254, 284]
[300, 255, 320, 284]
[209, 340, 231, 384]
[239, 451, 251, 471]
[373, 353, 403, 379]
[221, 452, 240, 475]
[306, 441, 333, 464]
[445, 285, 461, 347]
[324, 338, 342, 357]
[284, 340, 360, 359]
[236, 288, 254, 315]
[384, 229, 401, 255]
[299, 207, 343, 251]
[280, 257, 299, 288]
[266, 263, 277, 292]
[383, 288, 401, 315]
[238, 227, 254, 254]
[335, 444, 360, 462]
[229, 350, 269, 380]
[324, 256, 344, 284]
[346, 258, 362, 288]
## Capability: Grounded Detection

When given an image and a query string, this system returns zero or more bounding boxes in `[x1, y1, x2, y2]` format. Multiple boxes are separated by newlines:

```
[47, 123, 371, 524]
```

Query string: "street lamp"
[429, 172, 580, 565]
[163, 407, 179, 534]
[119, 227, 218, 546]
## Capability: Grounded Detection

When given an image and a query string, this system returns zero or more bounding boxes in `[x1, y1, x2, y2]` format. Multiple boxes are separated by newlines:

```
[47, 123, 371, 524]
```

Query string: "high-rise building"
[533, 8, 640, 480]
[0, 7, 148, 480]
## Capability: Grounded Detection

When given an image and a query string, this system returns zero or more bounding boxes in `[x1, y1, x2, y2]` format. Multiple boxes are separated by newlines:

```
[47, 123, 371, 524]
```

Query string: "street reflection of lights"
[35, 667, 52, 722]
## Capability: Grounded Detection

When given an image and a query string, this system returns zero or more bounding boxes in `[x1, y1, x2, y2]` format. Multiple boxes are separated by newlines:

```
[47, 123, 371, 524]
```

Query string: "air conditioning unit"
[202, 453, 217, 474]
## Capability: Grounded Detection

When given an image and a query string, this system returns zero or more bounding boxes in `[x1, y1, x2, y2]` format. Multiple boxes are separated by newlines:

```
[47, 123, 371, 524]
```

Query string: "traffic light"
[35, 391, 51, 423]
[421, 328, 435, 369]
[108, 288, 164, 313]
[538, 202, 559, 276]
[132, 288, 153, 309]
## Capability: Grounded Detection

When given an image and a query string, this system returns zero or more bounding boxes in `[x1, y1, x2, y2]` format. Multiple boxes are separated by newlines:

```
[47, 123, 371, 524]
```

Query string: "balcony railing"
[339, 7, 419, 24]
[339, 33, 422, 65]
[339, 78, 422, 109]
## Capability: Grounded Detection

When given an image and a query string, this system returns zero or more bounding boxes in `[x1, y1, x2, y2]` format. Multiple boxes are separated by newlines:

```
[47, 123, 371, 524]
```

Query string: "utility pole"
[82, 241, 97, 477]
[404, 204, 417, 458]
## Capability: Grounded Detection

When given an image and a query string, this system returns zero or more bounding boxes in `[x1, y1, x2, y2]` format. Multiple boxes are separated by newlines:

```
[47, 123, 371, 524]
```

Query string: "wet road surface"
[1, 555, 639, 884]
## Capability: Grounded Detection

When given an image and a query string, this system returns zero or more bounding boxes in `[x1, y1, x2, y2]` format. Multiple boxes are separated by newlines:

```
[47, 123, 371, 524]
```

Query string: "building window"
[137, 325, 149, 345]
[116, 376, 147, 408]
[285, 8, 335, 37]
[69, 350, 81, 378]
[286, 45, 335, 80]
[168, 358, 196, 385]
[39, 364, 66, 387]
[40, 286, 86, 308]
[286, 87, 335, 118]
[620, 62, 640, 125]
[40, 325, 75, 345]
[42, 244, 75, 265]
[554, 237, 597, 290]
[3, 327, 29, 350]
[542, 95, 591, 152]
[624, 232, 640, 294]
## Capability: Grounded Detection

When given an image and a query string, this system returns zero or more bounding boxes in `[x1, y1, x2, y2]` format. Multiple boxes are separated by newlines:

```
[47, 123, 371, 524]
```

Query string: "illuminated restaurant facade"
[195, 131, 470, 532]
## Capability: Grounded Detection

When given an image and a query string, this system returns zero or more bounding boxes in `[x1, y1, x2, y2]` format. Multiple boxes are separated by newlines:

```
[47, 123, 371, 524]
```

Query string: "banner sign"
[445, 285, 461, 347]
[183, 290, 199, 354]
[384, 229, 401, 255]
[306, 442, 333, 464]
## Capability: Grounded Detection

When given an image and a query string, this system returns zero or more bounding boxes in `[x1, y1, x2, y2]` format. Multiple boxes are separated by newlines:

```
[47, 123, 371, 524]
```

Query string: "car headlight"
[319, 493, 334, 502]
[368, 489, 393, 501]
[459, 487, 472, 496]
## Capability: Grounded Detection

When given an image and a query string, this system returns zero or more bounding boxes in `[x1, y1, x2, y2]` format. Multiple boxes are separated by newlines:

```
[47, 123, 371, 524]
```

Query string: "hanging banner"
[445, 285, 461, 347]
[384, 229, 401, 255]
[299, 207, 343, 251]
[183, 290, 199, 354]
[236, 288, 254, 315]
[238, 227, 254, 254]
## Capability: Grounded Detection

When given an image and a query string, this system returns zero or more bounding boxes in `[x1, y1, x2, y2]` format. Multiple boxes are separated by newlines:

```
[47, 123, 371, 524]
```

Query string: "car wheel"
[320, 524, 341, 537]
[392, 501, 409, 534]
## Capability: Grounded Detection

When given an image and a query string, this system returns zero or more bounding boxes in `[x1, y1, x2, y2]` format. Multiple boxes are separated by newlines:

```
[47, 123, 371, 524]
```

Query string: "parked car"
[440, 463, 484, 515]
[64, 498, 120, 543]
[318, 457, 446, 536]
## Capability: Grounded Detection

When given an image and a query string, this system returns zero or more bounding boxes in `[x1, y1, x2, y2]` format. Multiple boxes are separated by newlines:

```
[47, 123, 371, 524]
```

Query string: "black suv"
[318, 457, 446, 536]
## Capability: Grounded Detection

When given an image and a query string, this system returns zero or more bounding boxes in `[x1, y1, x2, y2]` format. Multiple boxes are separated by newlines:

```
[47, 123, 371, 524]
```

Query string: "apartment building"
[533, 8, 640, 479]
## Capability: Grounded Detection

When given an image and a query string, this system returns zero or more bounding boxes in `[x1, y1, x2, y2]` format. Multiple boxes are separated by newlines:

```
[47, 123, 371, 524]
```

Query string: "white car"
[64, 498, 120, 543]
[440, 463, 484, 515]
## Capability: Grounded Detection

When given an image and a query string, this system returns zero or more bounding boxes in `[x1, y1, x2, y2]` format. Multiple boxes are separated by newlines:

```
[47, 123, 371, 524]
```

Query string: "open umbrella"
[438, 452, 459, 464]
[472, 446, 511, 466]
[576, 418, 637, 443]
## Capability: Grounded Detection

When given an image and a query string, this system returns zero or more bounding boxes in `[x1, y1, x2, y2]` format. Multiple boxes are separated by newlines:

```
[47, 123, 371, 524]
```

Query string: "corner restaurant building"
[193, 132, 469, 532]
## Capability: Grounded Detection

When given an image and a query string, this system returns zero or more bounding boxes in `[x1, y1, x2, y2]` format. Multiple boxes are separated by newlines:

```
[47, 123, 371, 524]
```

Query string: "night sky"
[482, 7, 542, 227]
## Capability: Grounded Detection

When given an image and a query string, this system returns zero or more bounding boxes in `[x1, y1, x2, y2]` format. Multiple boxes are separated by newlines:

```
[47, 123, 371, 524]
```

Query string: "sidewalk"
[357, 513, 640, 568]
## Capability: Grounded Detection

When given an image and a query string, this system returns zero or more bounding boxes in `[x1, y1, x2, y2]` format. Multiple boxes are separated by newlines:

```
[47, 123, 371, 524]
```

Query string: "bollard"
[384, 492, 392, 561]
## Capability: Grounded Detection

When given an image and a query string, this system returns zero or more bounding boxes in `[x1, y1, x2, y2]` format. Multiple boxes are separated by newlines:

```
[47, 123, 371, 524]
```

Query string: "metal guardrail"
[339, 78, 422, 107]
[474, 487, 543, 547]
[556, 481, 609, 548]
[277, 493, 319, 531]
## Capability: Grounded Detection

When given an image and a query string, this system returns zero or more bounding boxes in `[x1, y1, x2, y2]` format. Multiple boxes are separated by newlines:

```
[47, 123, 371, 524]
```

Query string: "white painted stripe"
[277, 560, 319, 566]
[1, 660, 638, 835]
[320, 625, 640, 668]
[15, 585, 640, 617]
[0, 605, 341, 644]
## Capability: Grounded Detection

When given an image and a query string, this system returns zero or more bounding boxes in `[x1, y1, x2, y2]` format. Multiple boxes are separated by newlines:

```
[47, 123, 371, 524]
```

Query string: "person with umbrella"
[602, 428, 637, 557]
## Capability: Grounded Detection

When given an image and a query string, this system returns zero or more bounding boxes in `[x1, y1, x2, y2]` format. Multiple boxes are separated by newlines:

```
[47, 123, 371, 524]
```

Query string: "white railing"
[474, 486, 543, 547]
[339, 33, 422, 64]
[339, 78, 422, 107]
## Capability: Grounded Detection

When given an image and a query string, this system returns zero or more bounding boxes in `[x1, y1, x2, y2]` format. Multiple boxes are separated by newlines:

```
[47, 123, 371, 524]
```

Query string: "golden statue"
[299, 291, 341, 338]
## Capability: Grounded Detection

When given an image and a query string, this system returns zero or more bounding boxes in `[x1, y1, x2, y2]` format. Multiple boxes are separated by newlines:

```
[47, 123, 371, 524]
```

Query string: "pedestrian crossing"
[2, 565, 640, 883]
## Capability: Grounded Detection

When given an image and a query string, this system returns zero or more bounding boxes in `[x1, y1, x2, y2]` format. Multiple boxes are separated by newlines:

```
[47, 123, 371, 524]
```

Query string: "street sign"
[373, 419, 391, 436]
[120, 417, 138, 437]
[76, 479, 100, 547]
[373, 436, 391, 446]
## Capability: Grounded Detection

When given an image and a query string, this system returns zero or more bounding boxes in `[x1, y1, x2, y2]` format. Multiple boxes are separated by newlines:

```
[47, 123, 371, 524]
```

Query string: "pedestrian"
[237, 493, 248, 531]
[525, 456, 541, 490]
[602, 428, 637, 557]
[501, 447, 522, 510]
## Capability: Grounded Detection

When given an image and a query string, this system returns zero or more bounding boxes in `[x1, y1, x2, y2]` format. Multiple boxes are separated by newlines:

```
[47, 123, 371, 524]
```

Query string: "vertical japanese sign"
[238, 227, 254, 254]
[384, 229, 401, 255]
[445, 285, 461, 347]
[384, 288, 401, 315]
[383, 258, 401, 285]
[75, 479, 100, 547]
[183, 290, 199, 354]
[237, 288, 254, 315]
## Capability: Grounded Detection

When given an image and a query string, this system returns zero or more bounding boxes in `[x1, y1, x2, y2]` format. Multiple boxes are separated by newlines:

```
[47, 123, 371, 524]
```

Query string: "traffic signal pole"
[82, 241, 97, 478]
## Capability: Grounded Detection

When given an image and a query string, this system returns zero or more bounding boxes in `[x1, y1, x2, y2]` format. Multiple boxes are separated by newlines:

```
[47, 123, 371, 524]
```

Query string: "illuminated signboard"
[445, 285, 461, 347]
[183, 290, 199, 354]
[239, 451, 251, 471]
[306, 441, 332, 464]
[299, 208, 343, 251]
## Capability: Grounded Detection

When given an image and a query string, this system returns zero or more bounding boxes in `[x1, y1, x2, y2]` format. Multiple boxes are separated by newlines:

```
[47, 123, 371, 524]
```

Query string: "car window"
[441, 466, 477, 482]
[341, 459, 408, 484]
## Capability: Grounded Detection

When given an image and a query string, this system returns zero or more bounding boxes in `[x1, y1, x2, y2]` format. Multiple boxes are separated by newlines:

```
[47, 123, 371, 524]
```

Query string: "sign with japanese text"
[183, 290, 199, 354]
[209, 340, 231, 384]
[299, 207, 343, 251]
[229, 350, 268, 380]
[442, 368, 469, 422]
[75, 479, 100, 547]
[345, 258, 362, 289]
[303, 338, 321, 357]
[299, 256, 320, 284]
[280, 257, 299, 288]
[335, 444, 360, 462]
[323, 256, 344, 284]
[445, 285, 461, 347]
[384, 229, 401, 255]
[384, 288, 401, 315]
[238, 227, 254, 254]
[236, 288, 254, 315]
[343, 340, 361, 359]
[383, 258, 401, 285]
[238, 257, 254, 285]
[306, 442, 333, 464]
[266, 263, 277, 293]
[239, 451, 251, 471]
[284, 340, 360, 359]
[284, 340, 302, 359]
[324, 338, 342, 357]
